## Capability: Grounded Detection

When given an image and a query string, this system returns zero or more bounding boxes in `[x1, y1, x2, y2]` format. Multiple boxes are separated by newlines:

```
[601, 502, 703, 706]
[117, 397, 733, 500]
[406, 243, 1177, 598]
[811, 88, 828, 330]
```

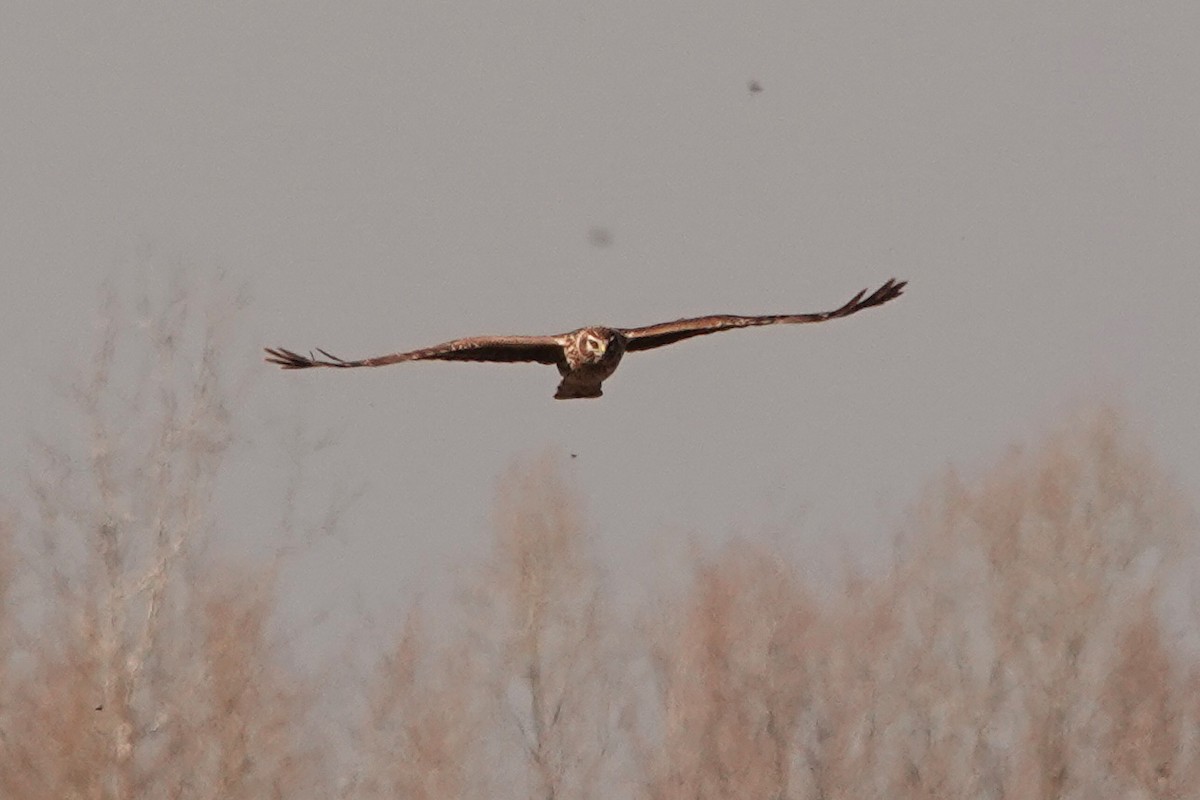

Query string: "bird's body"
[266, 278, 906, 399]
[555, 326, 628, 398]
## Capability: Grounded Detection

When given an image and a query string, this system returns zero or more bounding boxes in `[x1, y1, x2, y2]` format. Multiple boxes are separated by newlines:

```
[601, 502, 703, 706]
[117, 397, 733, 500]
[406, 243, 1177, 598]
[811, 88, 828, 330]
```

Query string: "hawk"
[265, 278, 905, 400]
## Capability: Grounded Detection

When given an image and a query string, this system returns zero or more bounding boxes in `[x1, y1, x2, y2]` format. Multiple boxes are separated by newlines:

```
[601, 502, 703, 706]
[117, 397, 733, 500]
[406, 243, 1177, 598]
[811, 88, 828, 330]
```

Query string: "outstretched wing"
[620, 278, 905, 353]
[265, 334, 564, 369]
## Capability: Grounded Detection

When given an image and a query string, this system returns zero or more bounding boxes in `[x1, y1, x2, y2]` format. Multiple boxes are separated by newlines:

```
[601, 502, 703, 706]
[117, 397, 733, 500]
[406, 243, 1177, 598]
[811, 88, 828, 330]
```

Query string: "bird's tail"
[554, 376, 604, 399]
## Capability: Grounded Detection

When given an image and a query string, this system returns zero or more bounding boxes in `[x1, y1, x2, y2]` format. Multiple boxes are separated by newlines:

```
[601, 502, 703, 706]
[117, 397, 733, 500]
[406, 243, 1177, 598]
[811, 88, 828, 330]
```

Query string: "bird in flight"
[265, 278, 905, 400]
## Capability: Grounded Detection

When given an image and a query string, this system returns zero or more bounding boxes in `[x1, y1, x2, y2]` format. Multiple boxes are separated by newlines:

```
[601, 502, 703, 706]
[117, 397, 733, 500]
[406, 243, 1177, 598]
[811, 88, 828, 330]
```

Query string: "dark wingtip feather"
[861, 278, 906, 308]
[314, 348, 348, 364]
[264, 347, 322, 369]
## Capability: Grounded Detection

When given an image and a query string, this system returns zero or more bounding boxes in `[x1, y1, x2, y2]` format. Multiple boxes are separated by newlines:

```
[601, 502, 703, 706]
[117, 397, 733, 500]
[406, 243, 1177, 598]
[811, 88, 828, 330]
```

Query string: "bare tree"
[635, 407, 1198, 800]
[344, 454, 622, 800]
[351, 610, 479, 800]
[477, 454, 619, 800]
[0, 277, 323, 800]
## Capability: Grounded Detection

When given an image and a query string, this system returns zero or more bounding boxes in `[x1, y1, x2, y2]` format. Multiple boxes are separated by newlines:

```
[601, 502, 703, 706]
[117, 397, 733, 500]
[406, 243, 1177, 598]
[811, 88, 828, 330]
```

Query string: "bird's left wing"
[620, 278, 905, 352]
[265, 334, 565, 369]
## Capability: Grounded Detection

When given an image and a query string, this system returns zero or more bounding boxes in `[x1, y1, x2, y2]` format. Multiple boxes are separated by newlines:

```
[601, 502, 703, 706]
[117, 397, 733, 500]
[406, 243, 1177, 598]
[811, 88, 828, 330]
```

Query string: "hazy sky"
[3, 1, 1198, 635]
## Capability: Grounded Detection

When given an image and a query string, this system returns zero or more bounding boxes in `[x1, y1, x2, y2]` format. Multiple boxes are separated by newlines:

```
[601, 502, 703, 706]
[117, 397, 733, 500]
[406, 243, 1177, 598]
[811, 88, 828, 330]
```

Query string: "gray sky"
[3, 1, 1198, 636]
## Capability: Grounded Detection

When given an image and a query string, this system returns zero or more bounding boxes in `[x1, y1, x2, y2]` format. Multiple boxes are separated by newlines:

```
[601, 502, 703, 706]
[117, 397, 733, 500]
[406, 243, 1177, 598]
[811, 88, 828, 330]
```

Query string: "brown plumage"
[265, 278, 905, 399]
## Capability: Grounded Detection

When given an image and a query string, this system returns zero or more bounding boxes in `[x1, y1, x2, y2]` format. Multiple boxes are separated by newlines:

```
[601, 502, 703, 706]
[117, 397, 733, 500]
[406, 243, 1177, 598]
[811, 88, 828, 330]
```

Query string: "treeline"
[1, 291, 1196, 798]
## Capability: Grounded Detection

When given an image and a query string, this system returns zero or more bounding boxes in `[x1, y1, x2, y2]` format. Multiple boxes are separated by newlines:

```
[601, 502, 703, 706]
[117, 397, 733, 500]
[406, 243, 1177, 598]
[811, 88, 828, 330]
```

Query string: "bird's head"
[583, 332, 608, 357]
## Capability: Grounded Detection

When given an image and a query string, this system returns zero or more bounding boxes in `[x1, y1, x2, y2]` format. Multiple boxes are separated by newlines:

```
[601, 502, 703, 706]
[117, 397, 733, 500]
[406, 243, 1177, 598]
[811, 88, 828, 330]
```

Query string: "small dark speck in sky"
[587, 226, 613, 247]
[748, 80, 763, 94]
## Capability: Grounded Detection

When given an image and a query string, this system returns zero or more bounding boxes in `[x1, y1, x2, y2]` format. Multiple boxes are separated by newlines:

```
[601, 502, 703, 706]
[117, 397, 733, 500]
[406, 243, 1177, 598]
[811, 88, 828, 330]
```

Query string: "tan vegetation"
[2, 288, 1196, 798]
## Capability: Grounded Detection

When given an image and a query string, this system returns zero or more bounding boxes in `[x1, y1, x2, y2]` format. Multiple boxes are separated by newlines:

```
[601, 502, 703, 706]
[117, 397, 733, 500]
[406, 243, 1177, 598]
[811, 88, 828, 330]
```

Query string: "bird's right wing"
[265, 334, 565, 369]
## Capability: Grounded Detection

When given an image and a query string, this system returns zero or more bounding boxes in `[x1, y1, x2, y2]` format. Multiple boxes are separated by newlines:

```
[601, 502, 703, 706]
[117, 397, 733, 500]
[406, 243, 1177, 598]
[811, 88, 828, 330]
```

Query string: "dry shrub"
[1102, 596, 1181, 797]
[193, 568, 319, 800]
[640, 542, 818, 800]
[351, 611, 478, 800]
